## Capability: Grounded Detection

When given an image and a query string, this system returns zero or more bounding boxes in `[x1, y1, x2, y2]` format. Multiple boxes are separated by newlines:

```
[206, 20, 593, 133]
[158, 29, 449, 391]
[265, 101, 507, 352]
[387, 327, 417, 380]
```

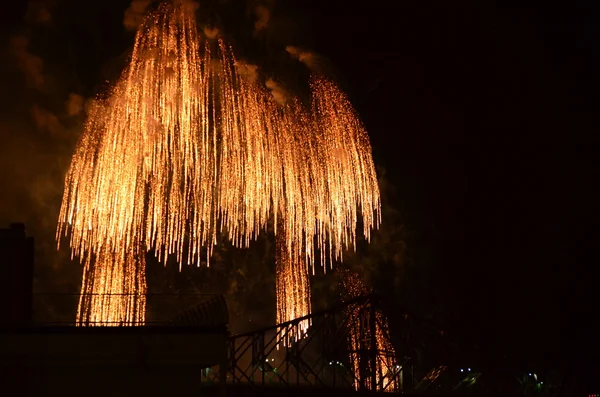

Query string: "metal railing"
[196, 294, 481, 394]
[199, 295, 413, 392]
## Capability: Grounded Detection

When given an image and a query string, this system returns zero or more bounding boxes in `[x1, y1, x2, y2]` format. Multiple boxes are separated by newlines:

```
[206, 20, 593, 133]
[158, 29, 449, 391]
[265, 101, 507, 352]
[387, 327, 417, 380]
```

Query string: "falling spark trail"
[273, 77, 381, 335]
[77, 247, 146, 326]
[275, 218, 311, 345]
[340, 270, 398, 391]
[57, 0, 381, 327]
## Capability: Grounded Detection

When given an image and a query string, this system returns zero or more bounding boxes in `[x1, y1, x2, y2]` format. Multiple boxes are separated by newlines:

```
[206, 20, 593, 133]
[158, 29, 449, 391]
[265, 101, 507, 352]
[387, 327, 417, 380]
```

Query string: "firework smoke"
[66, 93, 85, 117]
[203, 26, 219, 39]
[123, 0, 153, 31]
[286, 46, 323, 73]
[253, 5, 270, 35]
[31, 105, 66, 139]
[236, 61, 259, 83]
[9, 36, 45, 90]
[25, 1, 52, 24]
[265, 78, 287, 104]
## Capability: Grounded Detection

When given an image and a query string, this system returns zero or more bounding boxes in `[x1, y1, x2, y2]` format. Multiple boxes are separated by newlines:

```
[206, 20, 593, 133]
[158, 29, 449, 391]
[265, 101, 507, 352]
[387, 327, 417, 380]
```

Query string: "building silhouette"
[0, 223, 228, 396]
[0, 223, 34, 327]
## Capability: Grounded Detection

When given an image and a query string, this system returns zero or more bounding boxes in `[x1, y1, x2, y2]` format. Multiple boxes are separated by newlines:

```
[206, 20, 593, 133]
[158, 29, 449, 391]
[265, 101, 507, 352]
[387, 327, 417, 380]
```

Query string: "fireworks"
[275, 219, 311, 344]
[340, 270, 398, 391]
[77, 247, 146, 325]
[57, 1, 380, 327]
[273, 79, 381, 334]
[58, 3, 281, 266]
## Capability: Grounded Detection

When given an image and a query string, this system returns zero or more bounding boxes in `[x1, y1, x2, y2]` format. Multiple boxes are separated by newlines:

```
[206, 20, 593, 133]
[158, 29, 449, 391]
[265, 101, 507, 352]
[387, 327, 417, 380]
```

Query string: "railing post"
[229, 338, 236, 384]
[219, 345, 227, 397]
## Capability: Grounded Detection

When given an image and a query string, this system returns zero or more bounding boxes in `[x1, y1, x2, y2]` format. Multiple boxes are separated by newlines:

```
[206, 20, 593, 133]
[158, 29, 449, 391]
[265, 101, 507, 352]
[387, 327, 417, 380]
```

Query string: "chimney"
[0, 223, 34, 327]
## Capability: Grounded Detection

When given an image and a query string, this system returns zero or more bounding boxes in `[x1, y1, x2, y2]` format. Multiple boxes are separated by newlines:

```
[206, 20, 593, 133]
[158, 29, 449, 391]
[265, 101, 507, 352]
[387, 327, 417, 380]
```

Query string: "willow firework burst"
[57, 0, 380, 326]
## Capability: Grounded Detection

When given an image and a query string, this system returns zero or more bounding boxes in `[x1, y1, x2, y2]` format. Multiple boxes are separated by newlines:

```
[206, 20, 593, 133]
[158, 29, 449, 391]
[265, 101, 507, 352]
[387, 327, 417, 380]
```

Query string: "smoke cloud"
[3, 6, 86, 294]
[84, 98, 100, 115]
[66, 93, 84, 117]
[265, 78, 287, 105]
[286, 46, 323, 72]
[31, 105, 67, 140]
[237, 62, 259, 84]
[175, 0, 200, 13]
[123, 0, 152, 31]
[25, 1, 52, 24]
[203, 26, 219, 39]
[253, 5, 270, 35]
[124, 0, 200, 29]
[9, 36, 45, 90]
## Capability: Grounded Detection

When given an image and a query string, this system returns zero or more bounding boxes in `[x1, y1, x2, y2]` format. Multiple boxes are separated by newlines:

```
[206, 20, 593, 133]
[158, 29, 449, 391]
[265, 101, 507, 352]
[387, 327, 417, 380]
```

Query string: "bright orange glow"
[275, 219, 311, 345]
[77, 247, 146, 326]
[341, 270, 398, 392]
[57, 1, 380, 327]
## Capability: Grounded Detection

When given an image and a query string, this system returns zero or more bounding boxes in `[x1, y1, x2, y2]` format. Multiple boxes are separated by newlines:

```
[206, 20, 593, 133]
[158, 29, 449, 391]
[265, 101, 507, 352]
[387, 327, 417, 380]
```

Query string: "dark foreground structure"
[0, 224, 229, 396]
[0, 223, 34, 327]
[0, 326, 228, 396]
[0, 224, 565, 396]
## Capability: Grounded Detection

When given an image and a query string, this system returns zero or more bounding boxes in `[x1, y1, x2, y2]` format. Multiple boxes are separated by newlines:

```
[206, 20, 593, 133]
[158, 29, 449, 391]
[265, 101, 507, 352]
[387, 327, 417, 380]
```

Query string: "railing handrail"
[229, 294, 374, 339]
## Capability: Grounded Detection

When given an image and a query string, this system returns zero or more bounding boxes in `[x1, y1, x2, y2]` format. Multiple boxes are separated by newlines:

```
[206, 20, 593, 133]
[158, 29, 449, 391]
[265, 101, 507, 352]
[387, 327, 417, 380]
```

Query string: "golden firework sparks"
[77, 247, 147, 326]
[272, 75, 381, 336]
[57, 1, 381, 327]
[340, 270, 398, 392]
[275, 218, 311, 345]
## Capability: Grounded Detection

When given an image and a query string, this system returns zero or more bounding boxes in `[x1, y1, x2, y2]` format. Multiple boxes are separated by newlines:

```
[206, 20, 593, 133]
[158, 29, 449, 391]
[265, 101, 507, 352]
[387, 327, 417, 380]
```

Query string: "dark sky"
[282, 1, 599, 384]
[1, 0, 598, 389]
[307, 0, 597, 386]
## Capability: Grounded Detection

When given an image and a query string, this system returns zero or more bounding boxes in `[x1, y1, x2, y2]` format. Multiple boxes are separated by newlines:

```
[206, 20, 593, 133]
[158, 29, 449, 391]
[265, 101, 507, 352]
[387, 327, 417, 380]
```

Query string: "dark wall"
[0, 223, 34, 327]
[0, 329, 227, 396]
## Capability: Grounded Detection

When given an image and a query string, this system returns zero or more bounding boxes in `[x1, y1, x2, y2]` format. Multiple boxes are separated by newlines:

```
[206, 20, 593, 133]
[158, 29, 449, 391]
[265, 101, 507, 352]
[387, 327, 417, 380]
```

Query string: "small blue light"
[460, 369, 464, 372]
[468, 368, 471, 372]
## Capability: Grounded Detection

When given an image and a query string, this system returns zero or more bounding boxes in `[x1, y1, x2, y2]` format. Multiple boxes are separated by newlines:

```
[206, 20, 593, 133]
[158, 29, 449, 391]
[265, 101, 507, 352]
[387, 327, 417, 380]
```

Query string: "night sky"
[1, 0, 598, 391]
[299, 0, 598, 386]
